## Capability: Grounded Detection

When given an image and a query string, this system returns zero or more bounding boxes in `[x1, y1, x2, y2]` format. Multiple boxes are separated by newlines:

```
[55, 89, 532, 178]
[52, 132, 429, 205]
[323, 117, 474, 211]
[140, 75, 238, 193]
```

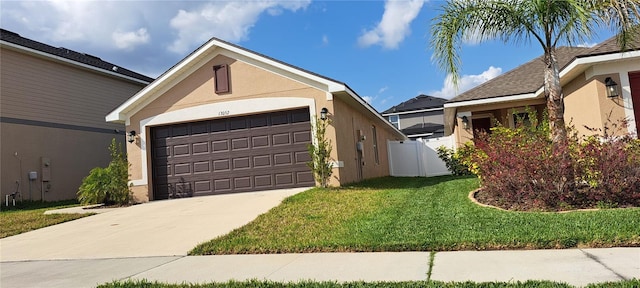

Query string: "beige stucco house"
[1, 29, 153, 202]
[444, 36, 640, 146]
[107, 38, 406, 202]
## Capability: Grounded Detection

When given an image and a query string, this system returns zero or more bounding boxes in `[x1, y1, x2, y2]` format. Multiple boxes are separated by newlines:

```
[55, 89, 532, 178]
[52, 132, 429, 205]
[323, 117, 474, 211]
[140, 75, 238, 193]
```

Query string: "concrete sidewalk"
[2, 248, 638, 288]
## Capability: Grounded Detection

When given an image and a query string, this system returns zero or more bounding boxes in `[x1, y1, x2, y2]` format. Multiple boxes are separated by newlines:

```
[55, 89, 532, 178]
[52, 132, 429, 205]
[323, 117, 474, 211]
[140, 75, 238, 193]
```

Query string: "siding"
[0, 47, 144, 130]
[398, 110, 444, 129]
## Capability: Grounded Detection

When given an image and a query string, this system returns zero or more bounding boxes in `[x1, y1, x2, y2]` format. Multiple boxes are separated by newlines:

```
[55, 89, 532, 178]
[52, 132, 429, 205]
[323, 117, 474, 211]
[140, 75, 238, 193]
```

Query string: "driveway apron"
[0, 188, 309, 261]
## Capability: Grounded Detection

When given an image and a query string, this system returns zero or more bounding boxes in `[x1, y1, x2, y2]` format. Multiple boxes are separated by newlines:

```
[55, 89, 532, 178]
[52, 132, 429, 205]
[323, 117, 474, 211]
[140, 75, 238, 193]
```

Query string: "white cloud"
[357, 0, 425, 49]
[362, 96, 374, 104]
[431, 66, 502, 99]
[112, 28, 150, 50]
[577, 42, 598, 48]
[168, 0, 310, 54]
[1, 0, 156, 50]
[322, 35, 329, 46]
[378, 86, 389, 94]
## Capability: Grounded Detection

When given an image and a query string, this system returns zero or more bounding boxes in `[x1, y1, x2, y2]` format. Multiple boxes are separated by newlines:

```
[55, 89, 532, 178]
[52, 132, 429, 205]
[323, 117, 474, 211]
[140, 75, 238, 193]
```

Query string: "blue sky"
[0, 0, 618, 112]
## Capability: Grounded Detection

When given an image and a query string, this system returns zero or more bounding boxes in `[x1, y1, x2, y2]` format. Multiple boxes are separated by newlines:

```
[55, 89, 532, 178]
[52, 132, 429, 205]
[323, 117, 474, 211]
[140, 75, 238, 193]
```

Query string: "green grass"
[190, 176, 640, 255]
[98, 279, 639, 288]
[0, 200, 92, 238]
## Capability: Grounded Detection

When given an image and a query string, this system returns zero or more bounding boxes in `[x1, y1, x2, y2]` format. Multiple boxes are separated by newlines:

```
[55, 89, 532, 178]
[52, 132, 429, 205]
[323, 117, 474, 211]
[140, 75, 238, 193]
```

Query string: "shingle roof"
[0, 28, 153, 83]
[447, 46, 590, 103]
[382, 94, 446, 114]
[447, 35, 640, 104]
[401, 122, 444, 135]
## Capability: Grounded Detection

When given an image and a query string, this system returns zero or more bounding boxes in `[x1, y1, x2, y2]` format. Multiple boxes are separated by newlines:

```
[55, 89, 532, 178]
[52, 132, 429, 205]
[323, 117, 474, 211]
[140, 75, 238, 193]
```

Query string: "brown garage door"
[151, 108, 315, 200]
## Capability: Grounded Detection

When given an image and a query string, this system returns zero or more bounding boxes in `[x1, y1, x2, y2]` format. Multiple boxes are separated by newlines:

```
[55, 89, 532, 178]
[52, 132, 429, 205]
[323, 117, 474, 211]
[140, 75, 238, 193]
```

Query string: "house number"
[218, 110, 230, 116]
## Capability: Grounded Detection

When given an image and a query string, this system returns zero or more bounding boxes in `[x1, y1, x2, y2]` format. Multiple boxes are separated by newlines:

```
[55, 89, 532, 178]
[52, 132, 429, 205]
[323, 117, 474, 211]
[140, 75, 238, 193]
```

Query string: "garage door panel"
[275, 173, 294, 185]
[234, 177, 252, 189]
[212, 140, 229, 152]
[295, 151, 312, 164]
[293, 131, 311, 143]
[193, 161, 211, 173]
[232, 157, 251, 170]
[194, 181, 212, 194]
[231, 138, 249, 150]
[253, 155, 271, 168]
[213, 159, 231, 171]
[173, 163, 191, 176]
[251, 135, 270, 148]
[191, 122, 209, 135]
[297, 171, 314, 183]
[152, 108, 313, 199]
[214, 179, 231, 191]
[173, 144, 190, 157]
[172, 125, 189, 138]
[272, 133, 291, 145]
[192, 142, 210, 154]
[254, 175, 273, 188]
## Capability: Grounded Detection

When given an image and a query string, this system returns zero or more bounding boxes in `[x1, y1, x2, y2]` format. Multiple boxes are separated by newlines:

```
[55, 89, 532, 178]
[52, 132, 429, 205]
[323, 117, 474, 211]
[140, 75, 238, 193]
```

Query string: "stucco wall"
[331, 95, 402, 185]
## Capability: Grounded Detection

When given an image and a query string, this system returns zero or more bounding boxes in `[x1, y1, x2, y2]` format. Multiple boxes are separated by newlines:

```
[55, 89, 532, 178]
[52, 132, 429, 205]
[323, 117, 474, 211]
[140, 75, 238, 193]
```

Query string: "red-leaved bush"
[465, 113, 640, 211]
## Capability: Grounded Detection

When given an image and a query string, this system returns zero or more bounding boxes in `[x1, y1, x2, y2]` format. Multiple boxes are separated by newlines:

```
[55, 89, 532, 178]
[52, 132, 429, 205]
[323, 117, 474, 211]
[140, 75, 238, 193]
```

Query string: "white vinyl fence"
[387, 136, 454, 177]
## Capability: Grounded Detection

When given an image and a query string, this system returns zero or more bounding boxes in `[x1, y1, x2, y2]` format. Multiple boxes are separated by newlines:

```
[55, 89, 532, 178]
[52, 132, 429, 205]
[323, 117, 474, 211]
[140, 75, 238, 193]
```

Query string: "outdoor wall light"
[127, 131, 137, 143]
[461, 116, 469, 129]
[605, 77, 619, 98]
[320, 107, 329, 121]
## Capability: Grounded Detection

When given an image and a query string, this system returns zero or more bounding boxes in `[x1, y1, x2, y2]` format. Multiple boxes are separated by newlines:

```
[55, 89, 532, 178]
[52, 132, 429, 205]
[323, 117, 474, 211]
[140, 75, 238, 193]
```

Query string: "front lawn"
[191, 176, 640, 255]
[0, 200, 92, 238]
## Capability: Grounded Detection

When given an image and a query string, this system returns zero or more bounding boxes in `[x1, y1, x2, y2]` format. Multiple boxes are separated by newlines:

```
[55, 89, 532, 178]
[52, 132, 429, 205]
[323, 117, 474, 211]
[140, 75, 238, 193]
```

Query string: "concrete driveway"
[0, 188, 309, 261]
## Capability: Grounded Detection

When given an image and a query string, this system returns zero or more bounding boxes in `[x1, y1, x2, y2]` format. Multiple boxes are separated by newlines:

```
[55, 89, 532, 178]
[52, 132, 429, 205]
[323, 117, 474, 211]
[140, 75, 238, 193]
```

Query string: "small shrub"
[77, 139, 131, 205]
[436, 145, 473, 175]
[307, 117, 333, 188]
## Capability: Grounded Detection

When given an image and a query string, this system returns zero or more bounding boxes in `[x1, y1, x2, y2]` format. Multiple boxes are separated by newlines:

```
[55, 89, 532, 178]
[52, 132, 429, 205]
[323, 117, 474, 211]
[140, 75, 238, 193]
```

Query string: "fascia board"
[382, 107, 444, 116]
[444, 93, 537, 108]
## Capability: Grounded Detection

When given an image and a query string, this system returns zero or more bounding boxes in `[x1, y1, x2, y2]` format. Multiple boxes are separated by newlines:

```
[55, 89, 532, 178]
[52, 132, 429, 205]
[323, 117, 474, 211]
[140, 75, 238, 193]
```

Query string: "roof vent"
[83, 53, 101, 60]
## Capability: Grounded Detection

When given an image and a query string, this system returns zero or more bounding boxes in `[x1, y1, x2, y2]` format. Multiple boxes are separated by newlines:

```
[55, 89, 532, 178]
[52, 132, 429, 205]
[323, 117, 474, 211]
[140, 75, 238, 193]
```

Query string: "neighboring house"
[444, 36, 640, 146]
[106, 37, 406, 202]
[382, 94, 446, 140]
[0, 29, 153, 201]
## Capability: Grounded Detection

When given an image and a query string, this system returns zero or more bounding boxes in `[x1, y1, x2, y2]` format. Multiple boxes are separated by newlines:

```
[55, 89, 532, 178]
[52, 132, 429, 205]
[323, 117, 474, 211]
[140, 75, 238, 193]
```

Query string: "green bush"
[77, 139, 131, 205]
[436, 145, 473, 176]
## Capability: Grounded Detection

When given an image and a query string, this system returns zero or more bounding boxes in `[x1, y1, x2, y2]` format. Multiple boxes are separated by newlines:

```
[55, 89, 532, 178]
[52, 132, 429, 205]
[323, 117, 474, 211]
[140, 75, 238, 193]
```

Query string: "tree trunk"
[544, 48, 575, 190]
[543, 49, 567, 144]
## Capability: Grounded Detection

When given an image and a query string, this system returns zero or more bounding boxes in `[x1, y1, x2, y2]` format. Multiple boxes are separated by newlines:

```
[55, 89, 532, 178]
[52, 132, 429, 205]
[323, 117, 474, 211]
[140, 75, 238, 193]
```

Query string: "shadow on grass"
[0, 200, 80, 212]
[338, 175, 477, 190]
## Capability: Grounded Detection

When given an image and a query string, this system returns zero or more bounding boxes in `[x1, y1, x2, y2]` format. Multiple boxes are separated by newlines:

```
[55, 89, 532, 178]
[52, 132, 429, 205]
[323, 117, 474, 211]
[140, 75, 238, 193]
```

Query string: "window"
[213, 64, 230, 93]
[512, 112, 531, 127]
[388, 115, 399, 128]
[372, 125, 379, 165]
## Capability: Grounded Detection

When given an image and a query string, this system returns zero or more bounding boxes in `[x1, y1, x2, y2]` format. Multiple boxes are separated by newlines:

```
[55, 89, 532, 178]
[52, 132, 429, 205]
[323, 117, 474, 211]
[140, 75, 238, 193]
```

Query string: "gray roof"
[447, 35, 640, 104]
[382, 94, 446, 114]
[1, 28, 154, 83]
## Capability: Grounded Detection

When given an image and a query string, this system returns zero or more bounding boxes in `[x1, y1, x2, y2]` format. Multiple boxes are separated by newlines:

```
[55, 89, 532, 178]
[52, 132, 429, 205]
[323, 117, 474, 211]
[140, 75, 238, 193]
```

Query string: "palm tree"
[431, 0, 639, 144]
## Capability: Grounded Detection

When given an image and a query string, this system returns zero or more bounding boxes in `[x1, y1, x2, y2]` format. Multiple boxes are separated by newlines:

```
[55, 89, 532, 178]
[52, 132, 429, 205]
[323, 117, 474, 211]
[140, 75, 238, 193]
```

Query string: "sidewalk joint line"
[265, 254, 305, 279]
[120, 256, 186, 281]
[580, 249, 627, 281]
